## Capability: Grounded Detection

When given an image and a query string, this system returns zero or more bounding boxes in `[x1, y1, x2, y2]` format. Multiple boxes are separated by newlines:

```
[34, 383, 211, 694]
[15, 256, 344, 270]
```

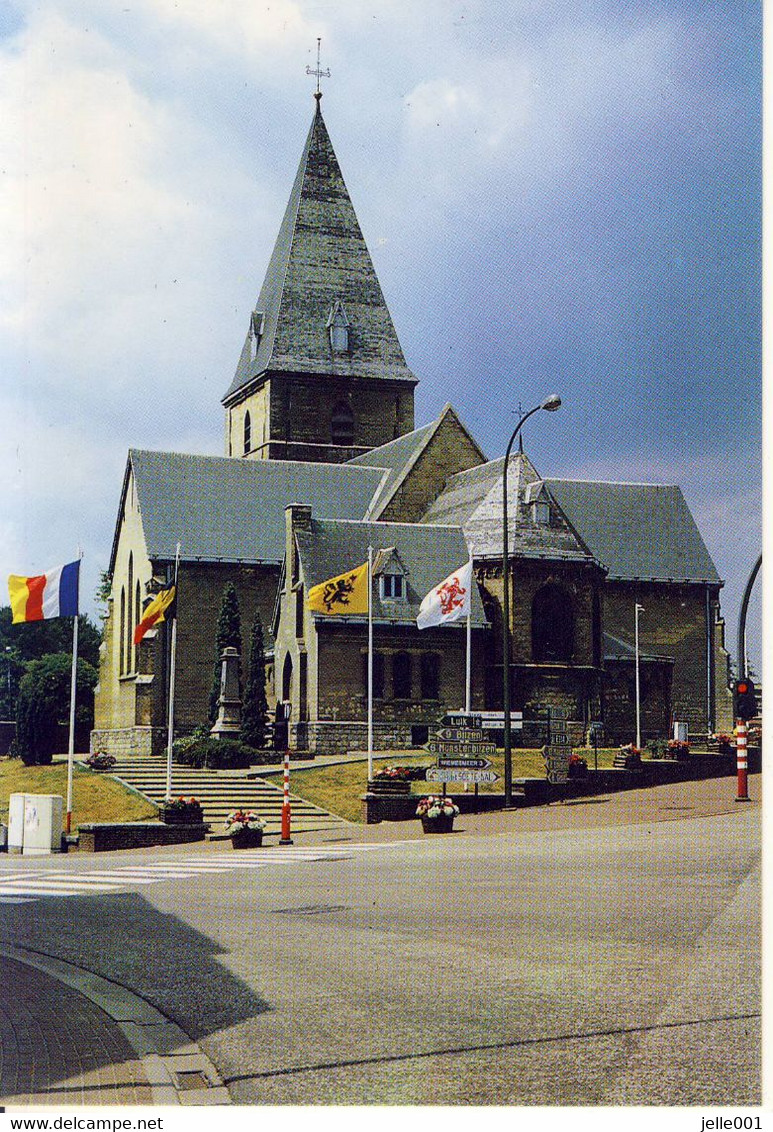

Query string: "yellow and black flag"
[307, 562, 369, 615]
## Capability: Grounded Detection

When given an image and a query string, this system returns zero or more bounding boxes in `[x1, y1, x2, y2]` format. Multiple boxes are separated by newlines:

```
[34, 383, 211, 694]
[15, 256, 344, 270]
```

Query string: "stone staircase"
[99, 757, 350, 838]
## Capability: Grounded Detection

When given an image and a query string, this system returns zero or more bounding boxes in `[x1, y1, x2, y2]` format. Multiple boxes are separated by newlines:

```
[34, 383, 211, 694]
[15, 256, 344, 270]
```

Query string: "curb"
[0, 946, 231, 1106]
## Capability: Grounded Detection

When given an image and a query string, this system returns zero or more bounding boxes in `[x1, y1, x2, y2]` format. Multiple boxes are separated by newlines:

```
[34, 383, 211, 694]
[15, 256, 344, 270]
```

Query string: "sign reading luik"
[426, 715, 498, 782]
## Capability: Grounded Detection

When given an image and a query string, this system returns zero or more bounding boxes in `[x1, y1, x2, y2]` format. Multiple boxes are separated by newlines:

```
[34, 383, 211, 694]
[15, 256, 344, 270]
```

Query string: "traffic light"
[734, 678, 757, 721]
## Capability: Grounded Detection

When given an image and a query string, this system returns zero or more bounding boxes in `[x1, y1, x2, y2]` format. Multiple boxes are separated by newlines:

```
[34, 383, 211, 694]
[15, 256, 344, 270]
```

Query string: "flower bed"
[160, 796, 203, 824]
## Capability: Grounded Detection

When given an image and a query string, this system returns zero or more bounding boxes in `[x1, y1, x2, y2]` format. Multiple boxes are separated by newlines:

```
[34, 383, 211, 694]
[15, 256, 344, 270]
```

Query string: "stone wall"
[243, 374, 416, 464]
[380, 408, 485, 523]
[90, 726, 166, 757]
[603, 580, 717, 734]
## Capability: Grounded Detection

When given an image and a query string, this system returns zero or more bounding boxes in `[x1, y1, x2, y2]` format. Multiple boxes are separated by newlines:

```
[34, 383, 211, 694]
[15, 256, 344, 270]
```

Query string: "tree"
[0, 606, 101, 721]
[208, 583, 242, 723]
[241, 610, 269, 748]
[13, 653, 98, 765]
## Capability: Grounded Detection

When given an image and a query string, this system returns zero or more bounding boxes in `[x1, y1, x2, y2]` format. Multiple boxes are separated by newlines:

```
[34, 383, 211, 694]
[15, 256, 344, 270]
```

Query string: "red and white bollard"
[735, 720, 750, 802]
[279, 749, 294, 844]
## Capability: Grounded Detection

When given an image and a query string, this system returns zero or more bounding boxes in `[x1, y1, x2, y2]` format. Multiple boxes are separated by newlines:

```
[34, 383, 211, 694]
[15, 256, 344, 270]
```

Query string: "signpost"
[543, 707, 572, 785]
[424, 713, 500, 808]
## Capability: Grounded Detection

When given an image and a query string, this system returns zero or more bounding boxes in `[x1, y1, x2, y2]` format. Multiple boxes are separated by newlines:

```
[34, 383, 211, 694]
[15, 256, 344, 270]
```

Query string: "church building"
[92, 95, 733, 758]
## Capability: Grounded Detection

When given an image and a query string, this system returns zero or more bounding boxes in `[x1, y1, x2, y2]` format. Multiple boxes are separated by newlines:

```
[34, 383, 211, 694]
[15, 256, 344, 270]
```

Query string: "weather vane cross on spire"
[306, 37, 330, 102]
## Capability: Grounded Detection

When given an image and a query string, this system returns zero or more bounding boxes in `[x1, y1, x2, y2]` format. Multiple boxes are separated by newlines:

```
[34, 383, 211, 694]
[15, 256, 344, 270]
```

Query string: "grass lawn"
[0, 759, 158, 827]
[265, 747, 622, 823]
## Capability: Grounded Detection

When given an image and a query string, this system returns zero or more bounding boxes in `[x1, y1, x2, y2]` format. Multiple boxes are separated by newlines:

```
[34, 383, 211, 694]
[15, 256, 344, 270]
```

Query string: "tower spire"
[306, 37, 330, 103]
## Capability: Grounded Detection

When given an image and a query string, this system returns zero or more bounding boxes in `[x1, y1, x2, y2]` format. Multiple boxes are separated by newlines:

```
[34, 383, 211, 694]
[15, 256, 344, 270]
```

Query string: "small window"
[533, 501, 551, 526]
[420, 654, 440, 700]
[393, 652, 412, 699]
[331, 400, 355, 447]
[295, 585, 304, 638]
[250, 311, 264, 360]
[381, 574, 404, 600]
[244, 411, 252, 455]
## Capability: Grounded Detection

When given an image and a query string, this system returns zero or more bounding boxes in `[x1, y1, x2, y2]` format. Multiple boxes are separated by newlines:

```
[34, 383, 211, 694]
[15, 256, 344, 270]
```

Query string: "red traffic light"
[737, 681, 749, 694]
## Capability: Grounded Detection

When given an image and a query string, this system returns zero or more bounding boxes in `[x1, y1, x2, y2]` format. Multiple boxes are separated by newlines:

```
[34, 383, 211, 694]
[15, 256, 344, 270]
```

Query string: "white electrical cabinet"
[10, 793, 64, 855]
[7, 793, 26, 854]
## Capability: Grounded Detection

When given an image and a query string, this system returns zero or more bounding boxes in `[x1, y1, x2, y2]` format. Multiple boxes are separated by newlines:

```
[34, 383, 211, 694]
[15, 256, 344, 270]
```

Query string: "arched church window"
[244, 411, 251, 455]
[133, 579, 141, 670]
[119, 588, 126, 676]
[126, 554, 133, 676]
[331, 401, 355, 447]
[282, 653, 293, 702]
[531, 584, 574, 664]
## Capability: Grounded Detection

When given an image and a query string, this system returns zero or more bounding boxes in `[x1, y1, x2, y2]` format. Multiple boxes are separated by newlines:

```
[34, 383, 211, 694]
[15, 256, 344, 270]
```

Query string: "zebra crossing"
[0, 844, 406, 903]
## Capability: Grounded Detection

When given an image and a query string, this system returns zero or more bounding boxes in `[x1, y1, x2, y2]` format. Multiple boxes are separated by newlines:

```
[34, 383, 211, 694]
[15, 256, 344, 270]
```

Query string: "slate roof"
[113, 450, 386, 571]
[544, 480, 722, 584]
[223, 103, 416, 404]
[603, 632, 674, 664]
[422, 453, 596, 564]
[296, 518, 488, 627]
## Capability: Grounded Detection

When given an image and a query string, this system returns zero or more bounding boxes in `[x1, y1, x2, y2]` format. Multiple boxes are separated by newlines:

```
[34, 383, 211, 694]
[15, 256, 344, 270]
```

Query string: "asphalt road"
[0, 792, 761, 1107]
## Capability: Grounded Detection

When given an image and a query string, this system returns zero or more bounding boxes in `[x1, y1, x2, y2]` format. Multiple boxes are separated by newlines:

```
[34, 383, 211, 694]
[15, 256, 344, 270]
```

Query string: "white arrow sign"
[426, 768, 499, 785]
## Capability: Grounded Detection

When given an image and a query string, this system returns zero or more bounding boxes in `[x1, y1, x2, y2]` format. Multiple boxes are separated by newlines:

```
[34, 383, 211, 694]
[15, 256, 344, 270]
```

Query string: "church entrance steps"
[90, 758, 350, 837]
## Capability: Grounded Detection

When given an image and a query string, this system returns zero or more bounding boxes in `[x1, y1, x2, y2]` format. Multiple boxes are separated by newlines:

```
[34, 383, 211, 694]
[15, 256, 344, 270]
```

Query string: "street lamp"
[635, 603, 644, 749]
[502, 393, 562, 807]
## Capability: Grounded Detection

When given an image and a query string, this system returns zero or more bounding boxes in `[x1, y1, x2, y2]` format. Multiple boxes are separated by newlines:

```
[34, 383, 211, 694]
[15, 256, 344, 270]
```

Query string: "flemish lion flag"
[307, 562, 369, 615]
[134, 586, 176, 644]
[416, 561, 472, 629]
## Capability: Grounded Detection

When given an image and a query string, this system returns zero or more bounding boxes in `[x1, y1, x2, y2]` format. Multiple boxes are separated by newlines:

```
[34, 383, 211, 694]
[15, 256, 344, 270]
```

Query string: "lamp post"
[502, 394, 562, 807]
[635, 603, 644, 749]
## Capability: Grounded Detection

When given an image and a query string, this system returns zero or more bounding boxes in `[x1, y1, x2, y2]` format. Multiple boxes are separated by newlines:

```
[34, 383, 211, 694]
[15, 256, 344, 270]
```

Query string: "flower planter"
[368, 779, 411, 795]
[231, 828, 263, 849]
[421, 813, 455, 834]
[161, 807, 203, 825]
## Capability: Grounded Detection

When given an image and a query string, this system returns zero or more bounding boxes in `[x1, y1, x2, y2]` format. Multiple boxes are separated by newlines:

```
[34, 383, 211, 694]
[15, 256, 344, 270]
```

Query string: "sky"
[0, 0, 762, 671]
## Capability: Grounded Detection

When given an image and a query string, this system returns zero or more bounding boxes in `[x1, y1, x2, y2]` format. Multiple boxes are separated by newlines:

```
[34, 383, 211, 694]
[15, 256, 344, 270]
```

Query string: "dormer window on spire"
[250, 311, 264, 361]
[327, 300, 350, 353]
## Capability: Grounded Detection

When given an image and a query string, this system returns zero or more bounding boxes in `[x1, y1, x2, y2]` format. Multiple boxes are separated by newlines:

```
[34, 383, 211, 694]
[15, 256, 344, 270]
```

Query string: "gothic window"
[420, 653, 440, 701]
[282, 653, 293, 702]
[331, 400, 355, 447]
[295, 585, 304, 638]
[393, 652, 412, 699]
[119, 587, 126, 676]
[243, 411, 252, 455]
[126, 554, 133, 675]
[380, 574, 404, 600]
[133, 579, 141, 670]
[531, 584, 574, 664]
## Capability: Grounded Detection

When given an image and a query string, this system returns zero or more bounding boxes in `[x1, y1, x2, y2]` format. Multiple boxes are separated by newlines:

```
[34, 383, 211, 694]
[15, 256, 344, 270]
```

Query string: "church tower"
[222, 97, 417, 463]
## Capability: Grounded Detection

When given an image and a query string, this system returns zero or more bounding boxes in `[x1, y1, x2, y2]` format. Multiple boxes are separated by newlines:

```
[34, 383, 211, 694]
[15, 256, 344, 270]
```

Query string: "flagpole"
[165, 544, 181, 802]
[367, 545, 374, 781]
[64, 548, 83, 835]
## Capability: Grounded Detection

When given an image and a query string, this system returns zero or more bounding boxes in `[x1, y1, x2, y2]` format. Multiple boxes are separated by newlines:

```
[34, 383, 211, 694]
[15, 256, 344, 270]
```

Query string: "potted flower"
[85, 751, 117, 771]
[567, 753, 588, 779]
[667, 739, 690, 761]
[415, 795, 459, 834]
[160, 796, 203, 824]
[714, 733, 735, 755]
[369, 766, 414, 794]
[618, 744, 643, 770]
[224, 810, 266, 849]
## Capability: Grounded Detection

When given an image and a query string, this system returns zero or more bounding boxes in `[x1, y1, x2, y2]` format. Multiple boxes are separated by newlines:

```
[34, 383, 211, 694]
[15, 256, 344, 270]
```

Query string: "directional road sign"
[426, 767, 499, 785]
[435, 727, 486, 743]
[437, 757, 492, 770]
[427, 740, 497, 757]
